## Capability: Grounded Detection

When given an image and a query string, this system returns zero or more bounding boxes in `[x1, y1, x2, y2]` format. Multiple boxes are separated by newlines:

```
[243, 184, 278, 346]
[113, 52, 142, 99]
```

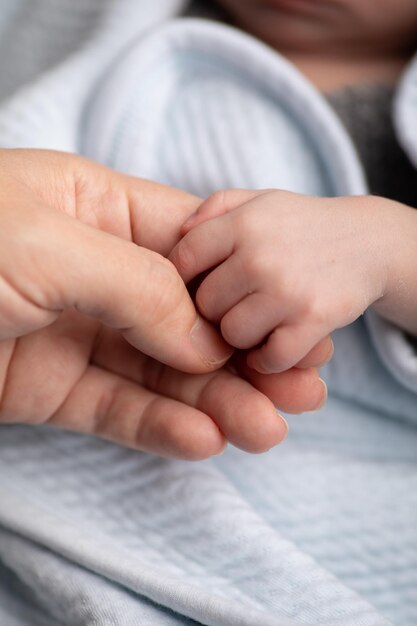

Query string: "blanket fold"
[0, 2, 416, 624]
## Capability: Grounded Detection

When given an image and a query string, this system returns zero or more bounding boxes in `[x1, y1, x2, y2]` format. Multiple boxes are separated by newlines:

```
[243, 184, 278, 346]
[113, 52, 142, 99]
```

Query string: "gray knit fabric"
[186, 3, 417, 210]
[328, 85, 417, 207]
[184, 0, 227, 20]
[327, 85, 417, 350]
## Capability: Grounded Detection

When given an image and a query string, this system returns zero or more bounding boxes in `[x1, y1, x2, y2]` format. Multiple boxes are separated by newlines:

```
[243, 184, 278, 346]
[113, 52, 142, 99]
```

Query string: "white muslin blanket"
[0, 1, 417, 625]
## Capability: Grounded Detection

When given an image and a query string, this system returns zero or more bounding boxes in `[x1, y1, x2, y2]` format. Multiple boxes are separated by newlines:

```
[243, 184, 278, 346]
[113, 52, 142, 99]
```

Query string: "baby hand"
[171, 189, 388, 373]
[0, 153, 328, 460]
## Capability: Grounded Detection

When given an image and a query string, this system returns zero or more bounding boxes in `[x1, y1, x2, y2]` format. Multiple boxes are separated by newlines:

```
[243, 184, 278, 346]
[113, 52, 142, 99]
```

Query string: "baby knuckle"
[234, 207, 257, 237]
[302, 297, 328, 328]
[242, 250, 271, 281]
[274, 273, 294, 300]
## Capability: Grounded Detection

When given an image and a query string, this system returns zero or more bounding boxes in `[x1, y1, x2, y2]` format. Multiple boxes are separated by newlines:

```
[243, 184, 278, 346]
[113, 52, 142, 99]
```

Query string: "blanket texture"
[0, 1, 417, 624]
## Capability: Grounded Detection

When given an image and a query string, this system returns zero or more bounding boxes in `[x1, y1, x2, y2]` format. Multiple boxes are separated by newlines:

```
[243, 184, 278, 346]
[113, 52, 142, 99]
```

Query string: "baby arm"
[170, 189, 412, 374]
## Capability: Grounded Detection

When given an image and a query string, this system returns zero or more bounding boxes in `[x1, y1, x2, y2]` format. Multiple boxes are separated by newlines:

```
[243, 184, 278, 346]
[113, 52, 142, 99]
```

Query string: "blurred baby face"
[215, 0, 417, 56]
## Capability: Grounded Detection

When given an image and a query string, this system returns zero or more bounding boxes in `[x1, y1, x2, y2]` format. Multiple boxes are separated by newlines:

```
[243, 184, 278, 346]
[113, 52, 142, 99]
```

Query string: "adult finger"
[4, 202, 232, 373]
[92, 328, 327, 416]
[295, 335, 334, 369]
[235, 356, 328, 414]
[48, 364, 227, 461]
[0, 150, 203, 257]
[92, 329, 288, 454]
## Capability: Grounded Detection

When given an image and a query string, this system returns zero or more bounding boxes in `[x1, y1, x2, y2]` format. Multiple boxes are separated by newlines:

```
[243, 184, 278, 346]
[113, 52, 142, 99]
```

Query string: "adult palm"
[0, 150, 326, 459]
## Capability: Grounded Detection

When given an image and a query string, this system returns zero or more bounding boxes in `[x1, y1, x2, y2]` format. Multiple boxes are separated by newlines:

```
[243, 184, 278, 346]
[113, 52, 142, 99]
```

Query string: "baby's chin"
[215, 0, 417, 58]
[233, 14, 341, 56]
[213, 0, 346, 54]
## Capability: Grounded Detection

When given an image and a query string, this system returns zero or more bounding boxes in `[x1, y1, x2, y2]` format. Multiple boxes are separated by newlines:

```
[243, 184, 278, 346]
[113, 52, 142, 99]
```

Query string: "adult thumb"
[10, 204, 233, 373]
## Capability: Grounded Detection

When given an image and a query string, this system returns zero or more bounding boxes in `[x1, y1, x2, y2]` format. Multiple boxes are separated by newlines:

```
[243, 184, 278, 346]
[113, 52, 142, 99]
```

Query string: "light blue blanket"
[0, 1, 416, 624]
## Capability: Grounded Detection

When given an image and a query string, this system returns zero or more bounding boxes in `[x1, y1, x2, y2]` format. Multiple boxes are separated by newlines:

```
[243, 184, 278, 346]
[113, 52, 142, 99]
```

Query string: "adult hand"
[0, 150, 326, 458]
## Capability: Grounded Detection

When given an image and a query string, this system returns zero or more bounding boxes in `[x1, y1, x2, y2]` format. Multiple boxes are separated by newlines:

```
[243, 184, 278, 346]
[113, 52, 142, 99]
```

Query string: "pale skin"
[0, 149, 328, 460]
[172, 189, 417, 373]
[168, 0, 417, 373]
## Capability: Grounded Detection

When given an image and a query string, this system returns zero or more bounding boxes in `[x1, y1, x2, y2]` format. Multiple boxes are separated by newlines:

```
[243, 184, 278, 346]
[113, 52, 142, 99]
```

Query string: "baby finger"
[170, 214, 235, 284]
[220, 293, 287, 349]
[196, 255, 251, 322]
[246, 322, 324, 374]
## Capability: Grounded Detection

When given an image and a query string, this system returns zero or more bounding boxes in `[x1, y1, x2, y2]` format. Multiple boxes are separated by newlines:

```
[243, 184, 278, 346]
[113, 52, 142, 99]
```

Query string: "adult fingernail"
[280, 416, 289, 441]
[191, 318, 233, 367]
[214, 441, 228, 457]
[312, 378, 328, 411]
[323, 339, 334, 364]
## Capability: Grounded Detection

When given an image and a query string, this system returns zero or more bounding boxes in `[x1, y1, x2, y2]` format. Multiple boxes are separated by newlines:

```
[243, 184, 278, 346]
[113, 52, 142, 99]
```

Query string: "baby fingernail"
[191, 318, 233, 367]
[182, 212, 198, 231]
